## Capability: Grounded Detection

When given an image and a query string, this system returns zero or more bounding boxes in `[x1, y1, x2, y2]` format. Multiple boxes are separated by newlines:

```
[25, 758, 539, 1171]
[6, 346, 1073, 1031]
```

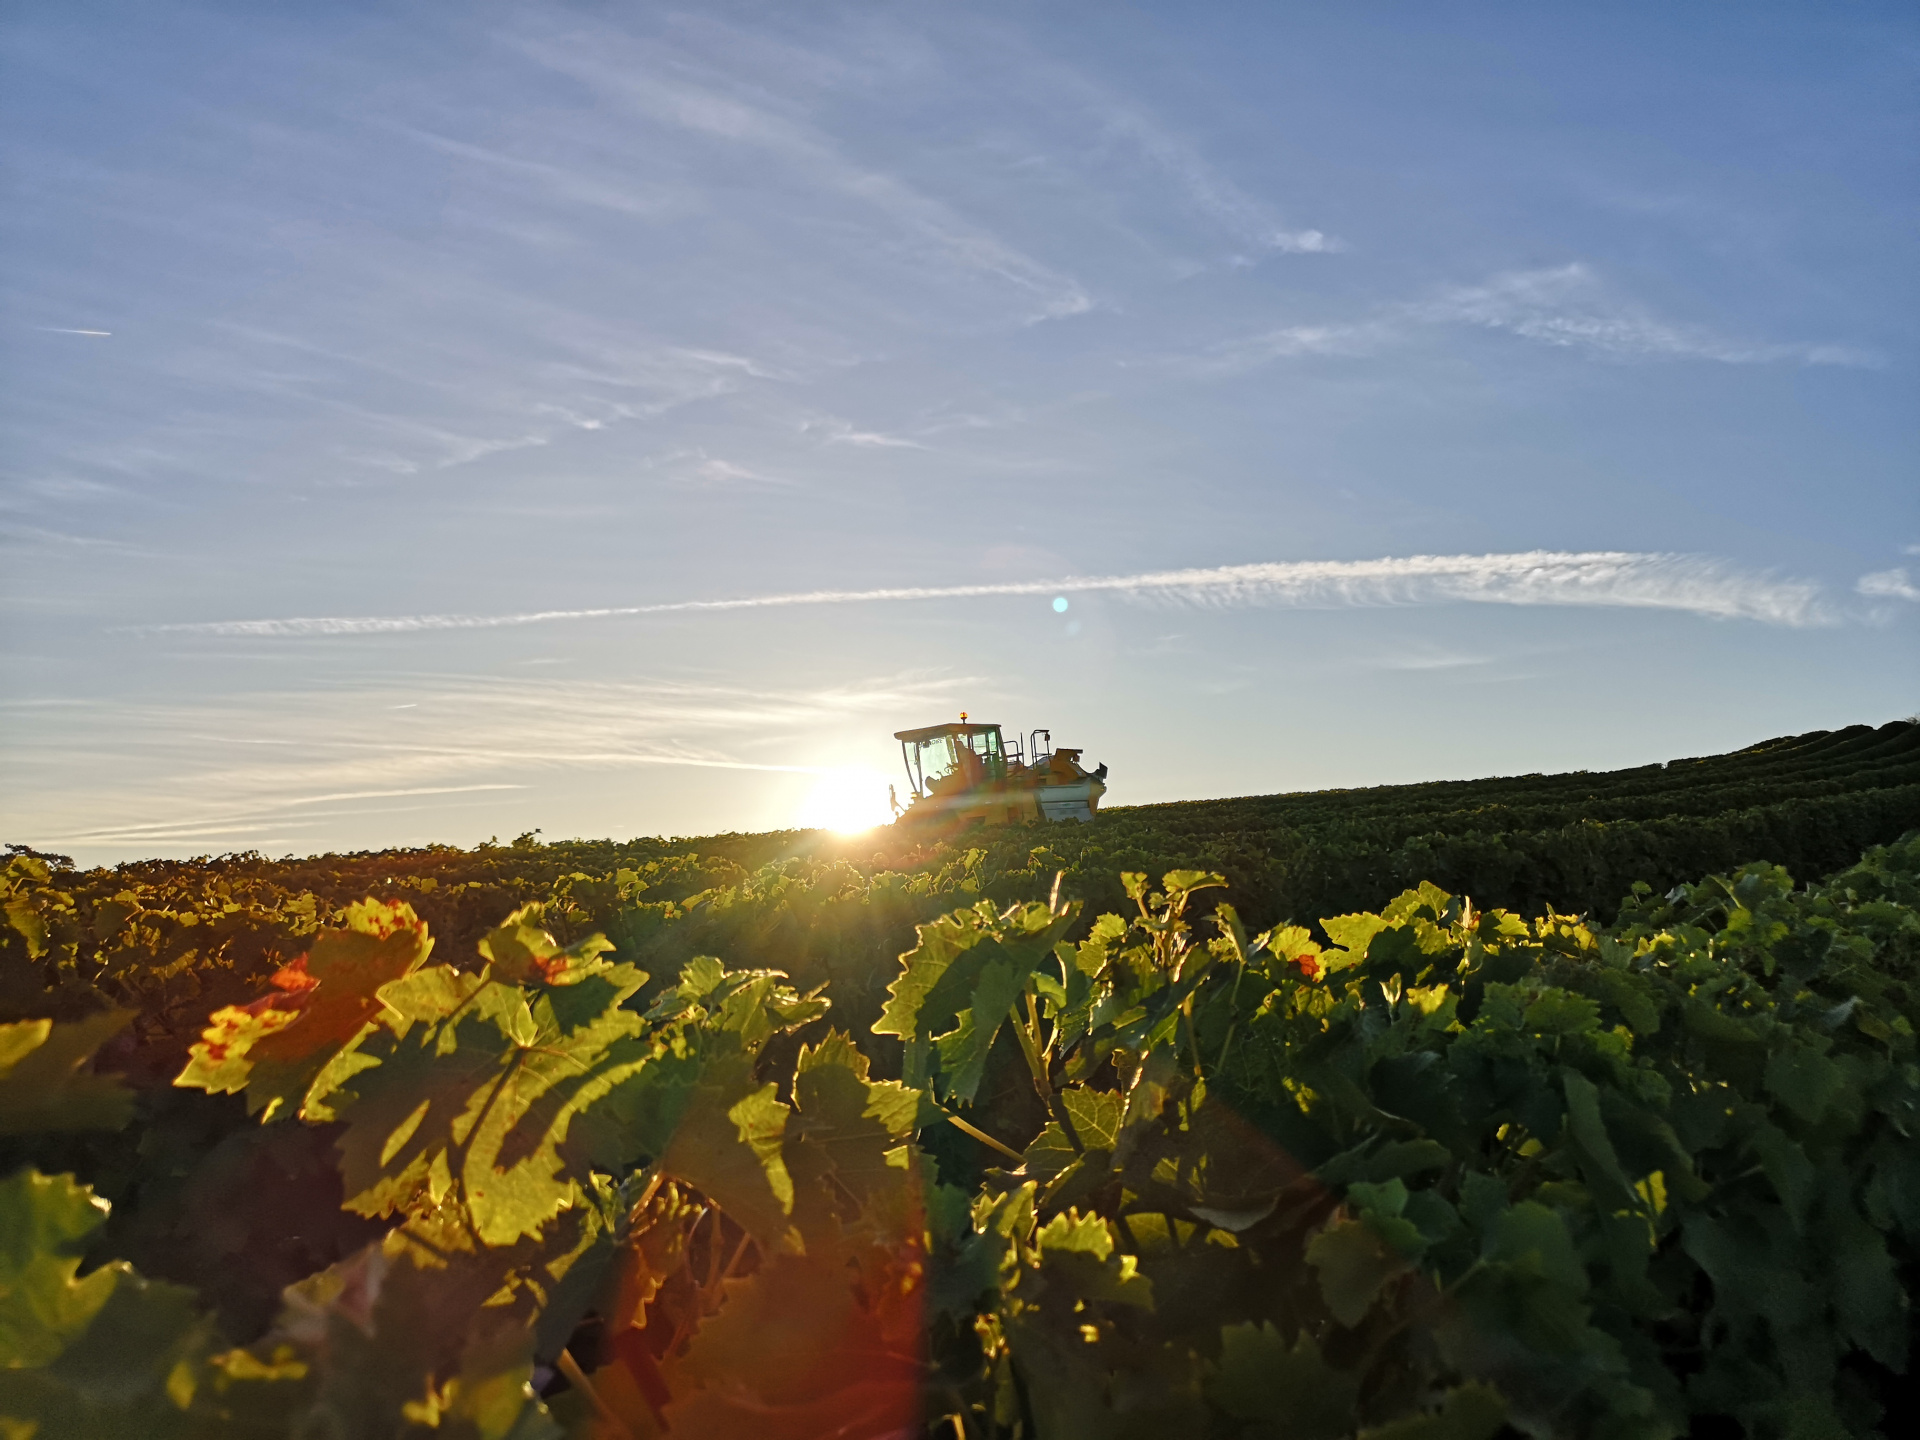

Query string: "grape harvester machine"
[890, 714, 1107, 828]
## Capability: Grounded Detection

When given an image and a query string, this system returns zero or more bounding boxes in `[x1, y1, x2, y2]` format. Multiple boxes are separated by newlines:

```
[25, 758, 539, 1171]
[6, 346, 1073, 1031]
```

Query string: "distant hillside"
[1036, 718, 1920, 926]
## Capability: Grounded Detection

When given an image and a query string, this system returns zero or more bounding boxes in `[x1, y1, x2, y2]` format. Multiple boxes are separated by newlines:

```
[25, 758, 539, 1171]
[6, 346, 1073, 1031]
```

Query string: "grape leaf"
[1560, 1067, 1638, 1211]
[874, 901, 1076, 1047]
[1160, 869, 1228, 898]
[477, 904, 616, 987]
[1017, 1121, 1080, 1190]
[0, 1010, 133, 1134]
[1763, 1039, 1847, 1124]
[645, 958, 827, 1044]
[653, 1055, 796, 1250]
[882, 900, 1078, 1105]
[1059, 1086, 1123, 1153]
[0, 1170, 248, 1439]
[325, 961, 649, 1244]
[175, 900, 432, 1122]
[568, 956, 826, 1186]
[0, 1168, 119, 1366]
[264, 1227, 561, 1439]
[872, 903, 1000, 1042]
[933, 957, 1024, 1105]
[786, 1031, 922, 1242]
[1034, 1210, 1152, 1308]
[1207, 1322, 1355, 1438]
[1306, 1217, 1404, 1327]
[661, 1247, 924, 1440]
[1320, 912, 1391, 968]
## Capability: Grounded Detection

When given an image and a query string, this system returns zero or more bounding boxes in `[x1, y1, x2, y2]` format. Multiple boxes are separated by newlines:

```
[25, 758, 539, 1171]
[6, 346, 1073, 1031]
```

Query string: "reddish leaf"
[175, 900, 432, 1121]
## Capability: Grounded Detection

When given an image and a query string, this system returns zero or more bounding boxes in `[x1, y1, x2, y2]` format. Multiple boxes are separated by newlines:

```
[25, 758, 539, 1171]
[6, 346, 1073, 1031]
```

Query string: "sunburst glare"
[795, 766, 895, 834]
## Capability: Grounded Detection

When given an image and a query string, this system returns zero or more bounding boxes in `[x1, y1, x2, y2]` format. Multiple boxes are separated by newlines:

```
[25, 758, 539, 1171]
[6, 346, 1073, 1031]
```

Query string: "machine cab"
[891, 714, 1105, 826]
[895, 720, 1007, 798]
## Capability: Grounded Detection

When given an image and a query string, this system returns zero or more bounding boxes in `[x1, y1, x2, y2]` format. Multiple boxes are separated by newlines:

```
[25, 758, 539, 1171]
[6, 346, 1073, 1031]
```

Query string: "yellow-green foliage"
[0, 834, 1914, 1438]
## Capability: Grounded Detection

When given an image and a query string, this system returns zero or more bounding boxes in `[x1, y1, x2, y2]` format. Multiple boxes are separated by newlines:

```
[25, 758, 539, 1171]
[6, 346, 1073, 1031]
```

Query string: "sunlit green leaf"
[175, 900, 432, 1122]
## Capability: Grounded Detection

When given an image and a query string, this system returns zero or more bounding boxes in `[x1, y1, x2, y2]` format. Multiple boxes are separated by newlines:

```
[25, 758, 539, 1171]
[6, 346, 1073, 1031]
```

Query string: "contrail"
[136, 550, 1831, 638]
[36, 327, 112, 336]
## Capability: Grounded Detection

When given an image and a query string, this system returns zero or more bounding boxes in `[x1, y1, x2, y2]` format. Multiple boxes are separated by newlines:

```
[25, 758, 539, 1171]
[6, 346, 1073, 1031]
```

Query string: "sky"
[2, 1, 1916, 866]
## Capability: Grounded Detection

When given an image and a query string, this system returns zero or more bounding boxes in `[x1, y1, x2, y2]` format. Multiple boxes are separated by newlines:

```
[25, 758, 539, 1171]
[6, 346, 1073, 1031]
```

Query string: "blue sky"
[3, 1, 1916, 864]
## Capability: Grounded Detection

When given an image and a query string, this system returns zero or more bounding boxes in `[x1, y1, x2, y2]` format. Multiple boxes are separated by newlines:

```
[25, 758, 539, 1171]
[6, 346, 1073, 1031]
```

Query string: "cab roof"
[893, 722, 1002, 743]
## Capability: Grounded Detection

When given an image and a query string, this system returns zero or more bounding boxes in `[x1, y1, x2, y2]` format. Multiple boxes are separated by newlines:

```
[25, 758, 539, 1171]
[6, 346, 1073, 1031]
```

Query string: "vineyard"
[3, 722, 1918, 1438]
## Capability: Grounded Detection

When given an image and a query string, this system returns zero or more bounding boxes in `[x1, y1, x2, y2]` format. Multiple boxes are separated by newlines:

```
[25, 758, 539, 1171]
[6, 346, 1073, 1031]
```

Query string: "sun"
[795, 766, 895, 834]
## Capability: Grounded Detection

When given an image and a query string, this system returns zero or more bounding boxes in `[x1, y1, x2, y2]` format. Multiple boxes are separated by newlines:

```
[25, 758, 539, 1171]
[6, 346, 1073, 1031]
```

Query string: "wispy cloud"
[801, 416, 928, 450]
[52, 785, 530, 848]
[513, 31, 1095, 324]
[971, 27, 1339, 264]
[391, 124, 687, 220]
[187, 322, 780, 480]
[1182, 263, 1877, 376]
[634, 447, 797, 488]
[688, 456, 789, 487]
[1179, 321, 1387, 374]
[1366, 650, 1496, 672]
[1094, 105, 1340, 257]
[7, 672, 965, 854]
[1409, 265, 1877, 366]
[0, 525, 149, 553]
[136, 550, 1831, 638]
[1858, 568, 1920, 603]
[278, 784, 525, 808]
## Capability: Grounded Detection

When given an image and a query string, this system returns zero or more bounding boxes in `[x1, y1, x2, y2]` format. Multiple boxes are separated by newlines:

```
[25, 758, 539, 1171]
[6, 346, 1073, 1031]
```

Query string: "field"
[3, 722, 1917, 1438]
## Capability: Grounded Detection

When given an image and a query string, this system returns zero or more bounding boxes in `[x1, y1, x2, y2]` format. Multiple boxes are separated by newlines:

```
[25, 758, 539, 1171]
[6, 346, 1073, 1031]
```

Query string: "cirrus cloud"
[135, 549, 1832, 638]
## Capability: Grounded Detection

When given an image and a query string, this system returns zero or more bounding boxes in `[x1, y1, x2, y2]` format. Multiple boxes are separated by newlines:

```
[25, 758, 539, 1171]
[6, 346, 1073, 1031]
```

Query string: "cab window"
[915, 735, 959, 784]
